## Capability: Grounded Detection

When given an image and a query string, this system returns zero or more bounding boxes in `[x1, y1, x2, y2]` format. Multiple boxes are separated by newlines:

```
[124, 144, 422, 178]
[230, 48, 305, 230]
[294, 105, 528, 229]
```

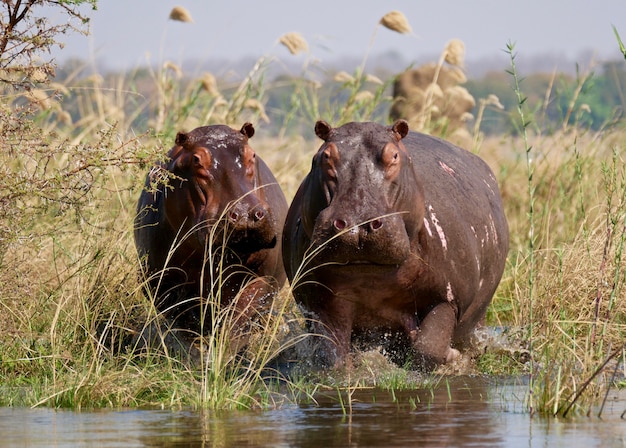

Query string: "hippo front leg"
[410, 301, 460, 370]
[231, 276, 277, 325]
[225, 276, 279, 352]
[305, 292, 354, 369]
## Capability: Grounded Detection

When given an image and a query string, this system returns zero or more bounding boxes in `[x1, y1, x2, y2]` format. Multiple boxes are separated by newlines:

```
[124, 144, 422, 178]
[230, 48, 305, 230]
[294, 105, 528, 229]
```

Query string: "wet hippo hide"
[134, 123, 288, 339]
[282, 119, 509, 370]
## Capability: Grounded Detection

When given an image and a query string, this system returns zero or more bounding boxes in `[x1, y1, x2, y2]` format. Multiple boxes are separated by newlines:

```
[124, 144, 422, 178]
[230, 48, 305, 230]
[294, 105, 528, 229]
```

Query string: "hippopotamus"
[282, 119, 509, 370]
[134, 123, 288, 338]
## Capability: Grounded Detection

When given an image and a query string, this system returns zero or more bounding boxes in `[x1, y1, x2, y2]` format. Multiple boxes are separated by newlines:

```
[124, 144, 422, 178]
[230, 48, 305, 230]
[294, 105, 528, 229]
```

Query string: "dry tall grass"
[0, 13, 624, 414]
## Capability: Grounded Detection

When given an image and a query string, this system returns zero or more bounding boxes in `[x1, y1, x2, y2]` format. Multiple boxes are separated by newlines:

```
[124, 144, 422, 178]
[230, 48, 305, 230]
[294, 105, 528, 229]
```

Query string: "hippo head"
[163, 123, 277, 255]
[301, 119, 425, 266]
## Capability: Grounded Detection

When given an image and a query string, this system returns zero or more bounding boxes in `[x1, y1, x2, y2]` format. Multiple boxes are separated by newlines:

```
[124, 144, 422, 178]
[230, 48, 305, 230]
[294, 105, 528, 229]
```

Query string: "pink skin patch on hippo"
[423, 217, 433, 237]
[488, 213, 499, 245]
[446, 282, 454, 302]
[439, 160, 456, 176]
[427, 205, 448, 252]
[483, 176, 496, 196]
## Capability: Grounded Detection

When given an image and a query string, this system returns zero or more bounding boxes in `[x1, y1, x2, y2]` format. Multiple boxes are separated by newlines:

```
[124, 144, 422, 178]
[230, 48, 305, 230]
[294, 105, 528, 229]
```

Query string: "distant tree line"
[49, 56, 626, 139]
[465, 60, 626, 135]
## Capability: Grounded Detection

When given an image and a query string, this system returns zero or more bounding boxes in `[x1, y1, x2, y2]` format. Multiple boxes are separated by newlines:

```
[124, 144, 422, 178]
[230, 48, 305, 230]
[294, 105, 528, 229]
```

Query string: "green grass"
[494, 41, 626, 417]
[0, 25, 625, 415]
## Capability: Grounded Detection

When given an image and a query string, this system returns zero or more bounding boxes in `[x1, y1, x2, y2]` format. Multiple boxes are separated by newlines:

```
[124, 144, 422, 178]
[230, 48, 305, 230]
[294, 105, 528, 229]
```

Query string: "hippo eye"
[381, 143, 401, 167]
[192, 154, 206, 172]
[380, 143, 402, 181]
[190, 152, 212, 180]
[321, 144, 338, 172]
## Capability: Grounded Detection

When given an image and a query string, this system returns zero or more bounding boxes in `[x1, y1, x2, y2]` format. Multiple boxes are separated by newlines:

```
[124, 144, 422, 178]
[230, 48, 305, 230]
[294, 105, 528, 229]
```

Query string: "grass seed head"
[50, 82, 70, 96]
[425, 82, 444, 99]
[279, 32, 308, 55]
[24, 89, 53, 110]
[30, 68, 48, 83]
[213, 96, 228, 108]
[169, 6, 194, 23]
[333, 71, 355, 83]
[86, 74, 103, 86]
[447, 66, 467, 84]
[354, 91, 375, 103]
[244, 98, 270, 123]
[163, 61, 183, 78]
[57, 110, 72, 125]
[460, 112, 474, 122]
[445, 85, 476, 109]
[199, 72, 219, 96]
[486, 94, 505, 110]
[444, 39, 465, 67]
[365, 74, 383, 85]
[379, 10, 412, 35]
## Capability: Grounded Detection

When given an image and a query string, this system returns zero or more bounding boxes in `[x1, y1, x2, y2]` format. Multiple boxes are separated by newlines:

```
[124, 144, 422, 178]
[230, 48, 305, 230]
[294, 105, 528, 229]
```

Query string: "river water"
[1, 376, 625, 447]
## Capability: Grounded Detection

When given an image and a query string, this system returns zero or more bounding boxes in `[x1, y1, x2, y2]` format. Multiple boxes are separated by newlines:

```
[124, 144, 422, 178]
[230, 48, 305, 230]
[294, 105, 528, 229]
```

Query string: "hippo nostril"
[370, 219, 383, 231]
[333, 219, 347, 231]
[253, 209, 265, 221]
[228, 211, 239, 222]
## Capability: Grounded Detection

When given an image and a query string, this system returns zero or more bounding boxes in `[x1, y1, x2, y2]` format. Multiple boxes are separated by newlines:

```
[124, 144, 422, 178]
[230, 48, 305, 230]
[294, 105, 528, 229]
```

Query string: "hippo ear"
[392, 119, 409, 140]
[175, 131, 188, 146]
[240, 122, 255, 139]
[315, 120, 332, 141]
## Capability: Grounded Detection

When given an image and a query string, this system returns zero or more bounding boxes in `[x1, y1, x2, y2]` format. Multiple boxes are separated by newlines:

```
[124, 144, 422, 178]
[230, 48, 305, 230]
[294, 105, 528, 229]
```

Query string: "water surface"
[1, 376, 624, 447]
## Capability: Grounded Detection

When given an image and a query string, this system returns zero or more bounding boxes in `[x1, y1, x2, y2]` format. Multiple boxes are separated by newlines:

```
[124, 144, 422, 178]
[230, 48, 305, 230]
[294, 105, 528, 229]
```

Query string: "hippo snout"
[312, 209, 411, 265]
[332, 217, 384, 233]
[224, 200, 277, 252]
[329, 215, 388, 249]
[227, 203, 267, 229]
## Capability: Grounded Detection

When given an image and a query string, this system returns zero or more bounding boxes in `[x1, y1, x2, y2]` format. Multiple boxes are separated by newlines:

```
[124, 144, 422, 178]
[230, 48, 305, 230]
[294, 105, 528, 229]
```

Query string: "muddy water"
[1, 376, 625, 447]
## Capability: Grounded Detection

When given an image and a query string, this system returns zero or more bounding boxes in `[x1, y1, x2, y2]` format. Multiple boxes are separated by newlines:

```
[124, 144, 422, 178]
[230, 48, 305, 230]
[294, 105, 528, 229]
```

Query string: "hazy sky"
[54, 0, 626, 72]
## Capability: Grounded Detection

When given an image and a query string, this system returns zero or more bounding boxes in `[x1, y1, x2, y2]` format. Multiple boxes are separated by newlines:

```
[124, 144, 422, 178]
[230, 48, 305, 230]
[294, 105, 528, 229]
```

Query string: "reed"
[1, 7, 625, 414]
[506, 41, 537, 414]
[499, 42, 626, 417]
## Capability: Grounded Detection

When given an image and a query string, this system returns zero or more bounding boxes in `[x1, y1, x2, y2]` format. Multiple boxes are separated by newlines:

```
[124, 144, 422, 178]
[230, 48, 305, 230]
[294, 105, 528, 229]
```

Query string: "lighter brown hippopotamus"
[282, 120, 509, 370]
[134, 123, 288, 338]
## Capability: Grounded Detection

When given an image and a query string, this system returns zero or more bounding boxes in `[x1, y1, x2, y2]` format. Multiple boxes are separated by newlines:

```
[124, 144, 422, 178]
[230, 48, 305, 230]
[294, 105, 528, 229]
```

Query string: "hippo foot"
[410, 341, 460, 371]
[446, 347, 461, 363]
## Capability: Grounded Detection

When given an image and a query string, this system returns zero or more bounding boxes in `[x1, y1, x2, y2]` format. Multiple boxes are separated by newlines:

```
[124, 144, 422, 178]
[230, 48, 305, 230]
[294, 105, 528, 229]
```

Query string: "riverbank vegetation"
[0, 4, 624, 416]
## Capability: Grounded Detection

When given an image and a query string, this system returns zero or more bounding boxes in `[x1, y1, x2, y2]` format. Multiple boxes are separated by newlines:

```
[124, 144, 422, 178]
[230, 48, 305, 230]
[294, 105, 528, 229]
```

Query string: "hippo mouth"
[193, 216, 277, 251]
[229, 234, 277, 253]
[341, 260, 395, 266]
[319, 257, 403, 272]
[350, 262, 401, 270]
[310, 240, 409, 267]
[313, 259, 403, 284]
[205, 226, 277, 253]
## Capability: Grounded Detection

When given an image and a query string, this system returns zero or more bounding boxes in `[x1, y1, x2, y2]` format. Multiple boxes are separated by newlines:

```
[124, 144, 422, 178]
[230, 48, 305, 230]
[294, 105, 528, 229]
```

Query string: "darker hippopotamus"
[134, 123, 288, 337]
[282, 119, 509, 370]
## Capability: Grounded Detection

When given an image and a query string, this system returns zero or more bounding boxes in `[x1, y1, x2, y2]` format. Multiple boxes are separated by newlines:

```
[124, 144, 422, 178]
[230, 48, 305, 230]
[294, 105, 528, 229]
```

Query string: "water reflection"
[0, 377, 624, 447]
